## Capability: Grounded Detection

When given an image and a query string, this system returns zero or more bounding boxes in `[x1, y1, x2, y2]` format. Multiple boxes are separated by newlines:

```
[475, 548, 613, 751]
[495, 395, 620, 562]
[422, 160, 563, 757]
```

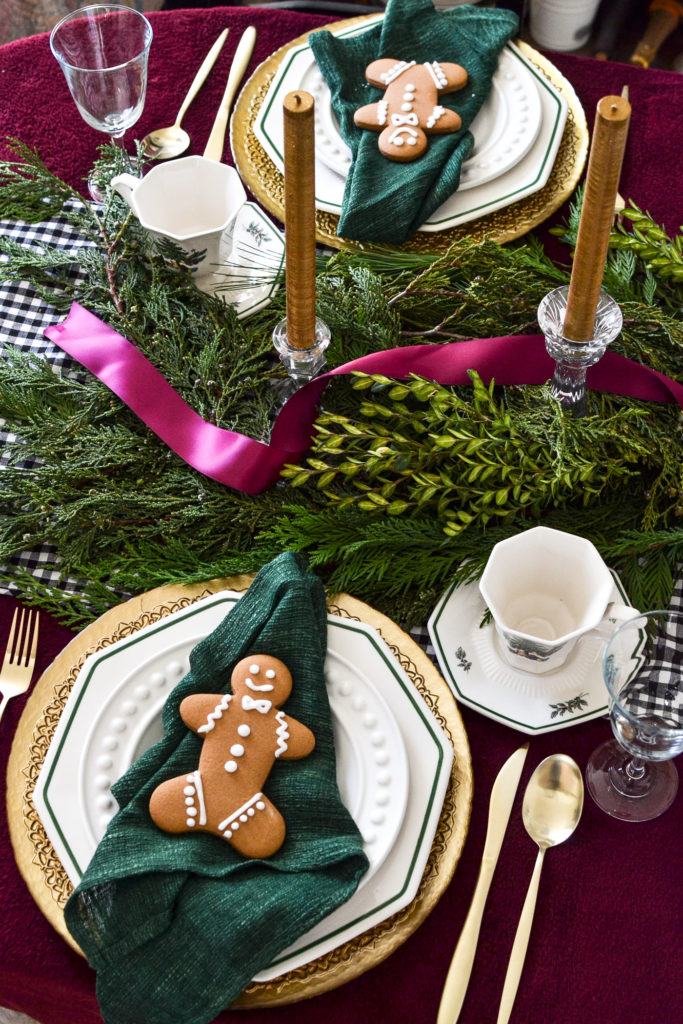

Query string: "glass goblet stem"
[623, 757, 646, 782]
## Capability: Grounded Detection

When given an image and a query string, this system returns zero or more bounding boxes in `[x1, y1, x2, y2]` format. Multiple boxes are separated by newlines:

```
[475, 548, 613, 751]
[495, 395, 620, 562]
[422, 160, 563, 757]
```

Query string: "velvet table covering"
[1, 6, 683, 1024]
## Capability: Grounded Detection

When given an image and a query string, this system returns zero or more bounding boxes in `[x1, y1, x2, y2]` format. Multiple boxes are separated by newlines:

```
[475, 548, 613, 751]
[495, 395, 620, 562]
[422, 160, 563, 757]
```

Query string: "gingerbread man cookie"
[354, 58, 468, 162]
[149, 655, 315, 858]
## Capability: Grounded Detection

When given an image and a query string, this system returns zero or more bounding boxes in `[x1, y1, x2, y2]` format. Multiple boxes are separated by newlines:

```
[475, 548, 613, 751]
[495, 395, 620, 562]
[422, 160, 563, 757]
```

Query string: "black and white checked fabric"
[1, 215, 682, 723]
[0, 208, 94, 597]
[614, 587, 683, 727]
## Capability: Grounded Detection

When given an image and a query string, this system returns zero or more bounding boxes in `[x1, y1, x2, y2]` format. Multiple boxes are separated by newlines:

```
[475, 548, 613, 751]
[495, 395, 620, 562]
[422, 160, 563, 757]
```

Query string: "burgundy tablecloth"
[0, 5, 682, 237]
[1, 7, 683, 1024]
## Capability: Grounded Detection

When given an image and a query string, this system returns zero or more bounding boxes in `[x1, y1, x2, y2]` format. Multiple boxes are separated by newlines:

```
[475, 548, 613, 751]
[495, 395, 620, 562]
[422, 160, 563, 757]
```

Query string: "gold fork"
[0, 607, 40, 724]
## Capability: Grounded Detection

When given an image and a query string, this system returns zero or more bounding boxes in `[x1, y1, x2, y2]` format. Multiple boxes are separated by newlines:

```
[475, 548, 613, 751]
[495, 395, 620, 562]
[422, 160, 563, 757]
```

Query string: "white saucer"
[428, 570, 633, 734]
[194, 202, 284, 318]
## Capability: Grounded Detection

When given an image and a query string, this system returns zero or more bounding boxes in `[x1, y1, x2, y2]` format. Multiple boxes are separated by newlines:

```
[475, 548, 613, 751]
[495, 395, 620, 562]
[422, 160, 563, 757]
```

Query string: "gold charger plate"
[7, 576, 472, 1008]
[231, 15, 588, 251]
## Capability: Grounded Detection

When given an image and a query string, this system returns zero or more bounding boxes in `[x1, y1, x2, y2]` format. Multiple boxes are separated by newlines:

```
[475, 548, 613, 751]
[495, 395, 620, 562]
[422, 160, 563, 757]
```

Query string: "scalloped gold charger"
[7, 577, 472, 1008]
[231, 15, 588, 251]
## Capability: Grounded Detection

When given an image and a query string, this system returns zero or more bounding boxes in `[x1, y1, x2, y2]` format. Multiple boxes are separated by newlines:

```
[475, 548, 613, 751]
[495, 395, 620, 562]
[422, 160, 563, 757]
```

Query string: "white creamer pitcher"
[112, 155, 246, 277]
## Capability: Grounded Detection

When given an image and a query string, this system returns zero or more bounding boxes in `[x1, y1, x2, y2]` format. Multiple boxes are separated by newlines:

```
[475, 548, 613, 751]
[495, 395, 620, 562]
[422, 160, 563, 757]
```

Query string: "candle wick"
[611, 103, 618, 112]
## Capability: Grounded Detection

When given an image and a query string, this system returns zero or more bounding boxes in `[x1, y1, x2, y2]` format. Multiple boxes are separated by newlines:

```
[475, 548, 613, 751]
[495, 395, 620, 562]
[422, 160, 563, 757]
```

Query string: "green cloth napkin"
[309, 0, 519, 244]
[64, 552, 369, 1024]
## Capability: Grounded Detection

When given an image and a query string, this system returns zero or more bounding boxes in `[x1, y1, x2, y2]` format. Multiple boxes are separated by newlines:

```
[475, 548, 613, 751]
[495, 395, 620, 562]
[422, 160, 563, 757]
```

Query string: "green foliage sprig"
[282, 371, 679, 536]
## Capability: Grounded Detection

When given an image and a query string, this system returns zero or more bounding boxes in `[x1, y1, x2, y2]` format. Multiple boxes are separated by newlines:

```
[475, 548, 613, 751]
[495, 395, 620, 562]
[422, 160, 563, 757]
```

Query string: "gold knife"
[437, 743, 529, 1024]
[203, 25, 257, 162]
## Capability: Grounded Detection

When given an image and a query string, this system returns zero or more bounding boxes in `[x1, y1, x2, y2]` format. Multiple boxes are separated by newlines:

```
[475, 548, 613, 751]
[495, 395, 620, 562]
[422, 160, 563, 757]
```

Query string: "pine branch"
[1, 146, 681, 628]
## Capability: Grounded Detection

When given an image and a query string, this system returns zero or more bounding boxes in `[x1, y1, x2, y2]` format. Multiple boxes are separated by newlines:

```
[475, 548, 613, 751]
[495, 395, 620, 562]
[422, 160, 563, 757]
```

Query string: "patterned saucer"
[428, 571, 633, 734]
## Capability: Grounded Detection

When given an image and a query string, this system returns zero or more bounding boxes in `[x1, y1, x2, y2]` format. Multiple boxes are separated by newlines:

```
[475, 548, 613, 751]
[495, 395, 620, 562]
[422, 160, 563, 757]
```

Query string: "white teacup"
[111, 155, 246, 278]
[479, 526, 634, 675]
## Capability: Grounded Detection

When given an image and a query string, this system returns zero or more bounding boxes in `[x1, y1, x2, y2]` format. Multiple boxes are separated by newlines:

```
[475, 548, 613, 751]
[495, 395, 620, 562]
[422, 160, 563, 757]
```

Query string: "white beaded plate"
[77, 635, 407, 889]
[302, 44, 542, 192]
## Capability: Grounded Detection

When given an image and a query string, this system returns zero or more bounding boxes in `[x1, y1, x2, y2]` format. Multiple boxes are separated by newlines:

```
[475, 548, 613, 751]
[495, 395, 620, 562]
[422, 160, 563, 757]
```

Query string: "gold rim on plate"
[7, 577, 472, 1008]
[231, 15, 588, 251]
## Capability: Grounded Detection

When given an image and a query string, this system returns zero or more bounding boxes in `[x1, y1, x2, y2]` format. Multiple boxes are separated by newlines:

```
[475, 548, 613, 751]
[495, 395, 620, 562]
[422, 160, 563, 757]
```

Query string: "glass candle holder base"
[272, 317, 331, 396]
[538, 285, 623, 415]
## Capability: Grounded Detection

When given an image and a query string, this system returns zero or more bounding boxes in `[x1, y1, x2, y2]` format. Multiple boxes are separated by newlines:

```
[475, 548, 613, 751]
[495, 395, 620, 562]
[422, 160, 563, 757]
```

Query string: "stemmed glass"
[586, 608, 683, 821]
[50, 4, 153, 201]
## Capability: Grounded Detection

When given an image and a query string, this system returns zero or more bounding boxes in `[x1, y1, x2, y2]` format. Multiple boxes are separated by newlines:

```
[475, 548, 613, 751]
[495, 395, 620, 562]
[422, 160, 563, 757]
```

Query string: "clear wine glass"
[50, 4, 153, 201]
[586, 608, 683, 821]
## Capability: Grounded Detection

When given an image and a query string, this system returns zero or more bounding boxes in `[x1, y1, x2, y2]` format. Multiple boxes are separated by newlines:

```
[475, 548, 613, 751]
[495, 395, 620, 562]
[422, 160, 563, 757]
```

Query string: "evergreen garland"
[0, 142, 681, 628]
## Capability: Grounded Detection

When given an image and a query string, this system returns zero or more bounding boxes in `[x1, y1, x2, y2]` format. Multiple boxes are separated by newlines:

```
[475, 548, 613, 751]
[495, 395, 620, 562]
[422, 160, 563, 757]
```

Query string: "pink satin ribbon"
[45, 302, 683, 495]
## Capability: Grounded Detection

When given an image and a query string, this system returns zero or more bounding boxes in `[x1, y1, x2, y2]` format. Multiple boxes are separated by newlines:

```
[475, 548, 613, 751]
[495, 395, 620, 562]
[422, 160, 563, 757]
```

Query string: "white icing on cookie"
[242, 694, 272, 714]
[390, 111, 419, 127]
[197, 693, 232, 734]
[388, 126, 419, 147]
[246, 678, 274, 692]
[217, 792, 265, 835]
[182, 769, 207, 826]
[274, 710, 290, 759]
[380, 59, 416, 86]
[426, 105, 446, 129]
[425, 60, 448, 89]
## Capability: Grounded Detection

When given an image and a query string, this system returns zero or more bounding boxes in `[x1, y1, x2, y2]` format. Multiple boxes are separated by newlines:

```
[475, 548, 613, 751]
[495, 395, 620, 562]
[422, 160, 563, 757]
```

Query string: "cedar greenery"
[0, 142, 681, 628]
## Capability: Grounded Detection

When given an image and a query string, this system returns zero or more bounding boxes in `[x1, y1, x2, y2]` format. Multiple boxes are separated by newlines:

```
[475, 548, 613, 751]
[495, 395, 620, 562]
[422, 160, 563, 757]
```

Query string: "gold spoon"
[496, 754, 583, 1024]
[141, 28, 228, 160]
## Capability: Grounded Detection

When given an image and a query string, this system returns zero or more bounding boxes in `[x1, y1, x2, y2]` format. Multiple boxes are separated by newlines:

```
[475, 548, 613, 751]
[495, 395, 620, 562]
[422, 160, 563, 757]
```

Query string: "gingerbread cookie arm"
[178, 693, 232, 735]
[274, 714, 316, 761]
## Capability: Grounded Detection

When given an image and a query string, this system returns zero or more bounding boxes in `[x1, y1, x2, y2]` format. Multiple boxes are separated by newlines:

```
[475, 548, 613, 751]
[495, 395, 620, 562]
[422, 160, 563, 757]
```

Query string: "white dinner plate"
[254, 17, 567, 232]
[197, 202, 284, 318]
[35, 590, 453, 981]
[428, 570, 633, 734]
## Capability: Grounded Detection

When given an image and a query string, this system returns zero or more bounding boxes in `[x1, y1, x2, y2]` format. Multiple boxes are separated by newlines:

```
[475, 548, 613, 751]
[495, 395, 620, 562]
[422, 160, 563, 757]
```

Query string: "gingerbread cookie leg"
[149, 770, 208, 834]
[215, 791, 286, 858]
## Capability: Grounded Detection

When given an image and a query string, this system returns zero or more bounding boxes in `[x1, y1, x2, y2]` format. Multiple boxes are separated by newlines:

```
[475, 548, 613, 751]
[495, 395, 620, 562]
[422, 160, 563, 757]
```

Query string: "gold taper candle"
[563, 95, 631, 342]
[282, 90, 316, 351]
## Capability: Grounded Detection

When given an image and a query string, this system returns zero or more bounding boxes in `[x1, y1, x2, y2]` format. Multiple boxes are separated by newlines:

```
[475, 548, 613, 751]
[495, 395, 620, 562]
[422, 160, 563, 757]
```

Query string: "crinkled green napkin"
[64, 552, 368, 1024]
[309, 0, 518, 243]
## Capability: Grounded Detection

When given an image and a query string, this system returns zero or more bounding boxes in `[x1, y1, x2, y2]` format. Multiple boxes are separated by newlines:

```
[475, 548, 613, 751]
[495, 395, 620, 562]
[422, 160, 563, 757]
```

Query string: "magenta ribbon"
[45, 302, 683, 495]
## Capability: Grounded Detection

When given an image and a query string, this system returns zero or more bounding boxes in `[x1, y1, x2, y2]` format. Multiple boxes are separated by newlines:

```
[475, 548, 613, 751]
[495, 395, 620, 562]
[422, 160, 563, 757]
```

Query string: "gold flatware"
[203, 25, 257, 162]
[0, 607, 40, 725]
[496, 754, 584, 1024]
[437, 743, 529, 1024]
[141, 28, 229, 160]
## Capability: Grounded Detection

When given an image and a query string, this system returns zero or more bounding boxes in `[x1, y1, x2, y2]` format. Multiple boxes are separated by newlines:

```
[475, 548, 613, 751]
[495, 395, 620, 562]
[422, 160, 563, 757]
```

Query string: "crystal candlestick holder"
[538, 285, 623, 415]
[272, 317, 331, 398]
